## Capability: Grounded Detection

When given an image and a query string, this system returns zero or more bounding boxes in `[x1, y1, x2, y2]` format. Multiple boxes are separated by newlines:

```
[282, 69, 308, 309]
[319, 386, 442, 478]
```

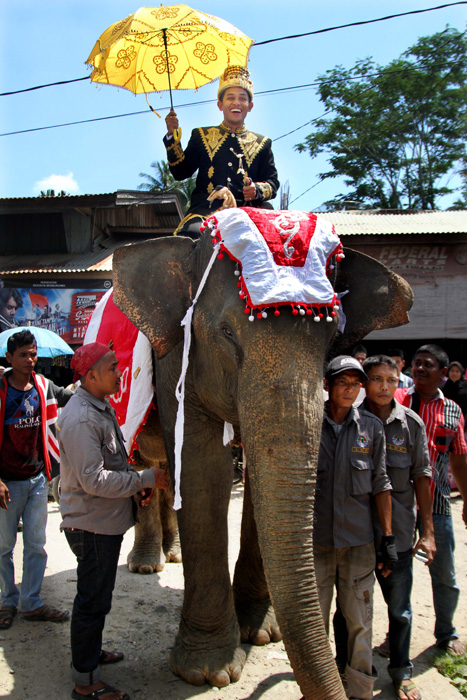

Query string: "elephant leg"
[167, 418, 246, 688]
[160, 484, 181, 563]
[128, 488, 165, 574]
[233, 469, 281, 645]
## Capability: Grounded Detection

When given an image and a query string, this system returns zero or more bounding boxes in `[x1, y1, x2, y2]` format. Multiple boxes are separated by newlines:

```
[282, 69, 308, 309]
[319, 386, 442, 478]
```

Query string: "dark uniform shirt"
[314, 403, 390, 549]
[363, 398, 431, 551]
[164, 121, 279, 215]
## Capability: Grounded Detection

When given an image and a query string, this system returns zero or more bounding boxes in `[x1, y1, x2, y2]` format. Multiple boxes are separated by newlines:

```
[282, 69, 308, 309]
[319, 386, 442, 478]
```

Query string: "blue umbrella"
[0, 326, 74, 358]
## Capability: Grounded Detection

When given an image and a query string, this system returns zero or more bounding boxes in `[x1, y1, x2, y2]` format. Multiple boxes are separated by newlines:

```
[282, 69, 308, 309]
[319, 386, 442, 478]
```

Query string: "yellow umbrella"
[86, 5, 253, 140]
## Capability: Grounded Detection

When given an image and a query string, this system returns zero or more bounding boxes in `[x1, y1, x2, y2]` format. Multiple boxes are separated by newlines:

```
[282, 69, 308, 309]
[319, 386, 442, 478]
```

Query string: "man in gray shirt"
[314, 355, 395, 700]
[58, 342, 168, 700]
[363, 355, 434, 700]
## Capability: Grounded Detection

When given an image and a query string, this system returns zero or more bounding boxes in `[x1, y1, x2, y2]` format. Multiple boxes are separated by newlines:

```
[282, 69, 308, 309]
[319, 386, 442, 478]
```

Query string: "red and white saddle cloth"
[201, 208, 343, 319]
[84, 289, 154, 460]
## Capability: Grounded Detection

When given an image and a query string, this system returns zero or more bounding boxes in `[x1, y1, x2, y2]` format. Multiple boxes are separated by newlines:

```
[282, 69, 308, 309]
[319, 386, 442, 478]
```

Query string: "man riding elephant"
[163, 66, 279, 237]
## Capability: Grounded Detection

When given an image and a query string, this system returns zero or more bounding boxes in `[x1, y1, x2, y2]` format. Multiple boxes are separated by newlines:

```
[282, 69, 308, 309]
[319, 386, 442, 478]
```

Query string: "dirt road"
[0, 486, 465, 699]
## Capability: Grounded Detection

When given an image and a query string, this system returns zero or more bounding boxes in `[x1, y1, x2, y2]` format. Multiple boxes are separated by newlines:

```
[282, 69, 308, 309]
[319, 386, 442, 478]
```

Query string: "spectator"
[363, 355, 435, 700]
[387, 349, 414, 389]
[58, 342, 169, 700]
[0, 329, 72, 630]
[395, 344, 467, 655]
[443, 361, 467, 429]
[314, 355, 395, 700]
[352, 344, 368, 366]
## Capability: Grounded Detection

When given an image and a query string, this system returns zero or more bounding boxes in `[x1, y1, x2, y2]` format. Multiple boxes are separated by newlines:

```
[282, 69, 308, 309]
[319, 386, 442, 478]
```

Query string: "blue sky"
[1, 0, 466, 211]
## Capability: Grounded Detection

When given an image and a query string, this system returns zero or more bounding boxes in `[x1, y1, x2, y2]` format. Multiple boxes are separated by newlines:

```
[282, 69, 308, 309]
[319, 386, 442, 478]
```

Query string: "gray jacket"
[364, 399, 431, 552]
[58, 386, 155, 535]
[314, 403, 391, 548]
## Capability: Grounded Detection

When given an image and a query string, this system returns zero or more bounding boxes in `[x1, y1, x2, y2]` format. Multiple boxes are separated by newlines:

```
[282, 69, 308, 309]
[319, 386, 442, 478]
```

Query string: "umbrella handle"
[173, 127, 182, 143]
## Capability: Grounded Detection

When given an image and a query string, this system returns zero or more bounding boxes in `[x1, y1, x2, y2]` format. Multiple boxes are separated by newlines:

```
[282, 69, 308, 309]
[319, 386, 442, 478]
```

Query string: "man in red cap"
[58, 342, 169, 700]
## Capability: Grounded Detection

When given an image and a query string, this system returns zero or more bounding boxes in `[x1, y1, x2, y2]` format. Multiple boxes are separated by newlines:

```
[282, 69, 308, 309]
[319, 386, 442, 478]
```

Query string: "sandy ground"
[0, 485, 466, 700]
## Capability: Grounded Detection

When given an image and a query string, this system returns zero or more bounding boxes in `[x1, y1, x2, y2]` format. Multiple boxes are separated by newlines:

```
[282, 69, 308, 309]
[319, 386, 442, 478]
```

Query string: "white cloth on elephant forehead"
[213, 208, 340, 310]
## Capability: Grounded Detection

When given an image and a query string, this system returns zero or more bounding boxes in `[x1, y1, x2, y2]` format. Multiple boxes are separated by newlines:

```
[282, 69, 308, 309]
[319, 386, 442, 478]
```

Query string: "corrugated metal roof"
[0, 238, 138, 274]
[320, 210, 467, 235]
[0, 190, 185, 219]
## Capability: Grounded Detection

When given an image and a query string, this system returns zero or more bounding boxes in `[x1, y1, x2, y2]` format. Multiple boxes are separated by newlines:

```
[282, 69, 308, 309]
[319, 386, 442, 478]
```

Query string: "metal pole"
[162, 28, 174, 111]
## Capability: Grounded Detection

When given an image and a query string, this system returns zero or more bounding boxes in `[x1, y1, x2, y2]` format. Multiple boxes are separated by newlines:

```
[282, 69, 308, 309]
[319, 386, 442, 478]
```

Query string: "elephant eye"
[222, 326, 233, 339]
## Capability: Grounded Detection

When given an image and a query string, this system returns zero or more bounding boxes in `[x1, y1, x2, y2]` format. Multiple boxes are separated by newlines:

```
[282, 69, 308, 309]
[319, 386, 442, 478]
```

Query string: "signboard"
[355, 243, 467, 279]
[0, 278, 112, 344]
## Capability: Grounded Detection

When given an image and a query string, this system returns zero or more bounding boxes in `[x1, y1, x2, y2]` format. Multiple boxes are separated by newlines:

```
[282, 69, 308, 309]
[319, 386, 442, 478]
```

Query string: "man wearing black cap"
[314, 355, 395, 700]
[163, 65, 279, 238]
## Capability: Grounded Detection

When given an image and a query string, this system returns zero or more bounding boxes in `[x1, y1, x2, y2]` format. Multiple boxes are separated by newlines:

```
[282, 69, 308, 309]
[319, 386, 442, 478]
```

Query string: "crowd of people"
[310, 343, 467, 700]
[1, 328, 466, 700]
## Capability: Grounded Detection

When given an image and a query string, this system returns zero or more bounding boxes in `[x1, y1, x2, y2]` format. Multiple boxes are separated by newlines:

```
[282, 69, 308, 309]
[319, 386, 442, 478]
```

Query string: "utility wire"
[0, 76, 88, 97]
[1, 2, 465, 97]
[2, 54, 461, 138]
[254, 1, 467, 45]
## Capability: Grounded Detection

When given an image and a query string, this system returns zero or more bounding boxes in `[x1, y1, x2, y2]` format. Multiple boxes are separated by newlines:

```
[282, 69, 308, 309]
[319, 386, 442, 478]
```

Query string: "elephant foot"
[170, 633, 246, 687]
[164, 545, 182, 563]
[127, 548, 164, 574]
[236, 600, 282, 645]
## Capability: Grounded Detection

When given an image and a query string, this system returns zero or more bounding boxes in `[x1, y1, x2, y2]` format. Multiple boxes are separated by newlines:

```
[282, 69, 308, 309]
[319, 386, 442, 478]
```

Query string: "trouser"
[65, 529, 123, 686]
[418, 512, 460, 644]
[315, 542, 377, 700]
[0, 471, 48, 612]
[376, 549, 413, 681]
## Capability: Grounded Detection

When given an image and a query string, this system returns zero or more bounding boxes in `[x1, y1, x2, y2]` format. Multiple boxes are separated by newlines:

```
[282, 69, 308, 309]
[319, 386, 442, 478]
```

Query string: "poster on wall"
[0, 278, 112, 344]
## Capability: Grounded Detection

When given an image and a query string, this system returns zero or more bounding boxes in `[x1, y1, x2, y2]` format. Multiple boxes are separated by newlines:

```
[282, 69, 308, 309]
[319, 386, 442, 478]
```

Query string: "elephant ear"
[330, 247, 413, 356]
[113, 236, 194, 359]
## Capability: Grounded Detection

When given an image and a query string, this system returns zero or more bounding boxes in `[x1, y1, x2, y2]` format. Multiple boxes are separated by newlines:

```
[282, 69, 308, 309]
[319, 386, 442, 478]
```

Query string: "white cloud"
[33, 172, 80, 195]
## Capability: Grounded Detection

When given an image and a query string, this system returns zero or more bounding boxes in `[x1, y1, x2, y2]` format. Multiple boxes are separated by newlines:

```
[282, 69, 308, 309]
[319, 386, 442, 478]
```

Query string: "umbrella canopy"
[85, 5, 253, 96]
[0, 327, 74, 358]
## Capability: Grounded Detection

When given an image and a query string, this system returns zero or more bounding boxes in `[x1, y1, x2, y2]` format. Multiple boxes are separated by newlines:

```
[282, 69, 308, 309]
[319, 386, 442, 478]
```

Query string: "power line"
[1, 2, 465, 97]
[2, 54, 461, 138]
[254, 1, 467, 45]
[0, 76, 88, 97]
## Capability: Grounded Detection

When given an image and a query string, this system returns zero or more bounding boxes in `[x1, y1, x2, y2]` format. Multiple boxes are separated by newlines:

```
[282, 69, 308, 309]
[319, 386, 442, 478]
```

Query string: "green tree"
[449, 158, 467, 209]
[138, 160, 196, 214]
[296, 28, 467, 210]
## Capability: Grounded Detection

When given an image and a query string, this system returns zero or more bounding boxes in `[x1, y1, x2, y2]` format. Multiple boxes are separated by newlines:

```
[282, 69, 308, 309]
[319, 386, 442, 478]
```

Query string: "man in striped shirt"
[395, 344, 467, 656]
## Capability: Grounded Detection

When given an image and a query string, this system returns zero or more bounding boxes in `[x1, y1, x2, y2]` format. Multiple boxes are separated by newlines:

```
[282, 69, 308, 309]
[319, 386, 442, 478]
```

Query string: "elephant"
[128, 403, 181, 573]
[113, 219, 412, 700]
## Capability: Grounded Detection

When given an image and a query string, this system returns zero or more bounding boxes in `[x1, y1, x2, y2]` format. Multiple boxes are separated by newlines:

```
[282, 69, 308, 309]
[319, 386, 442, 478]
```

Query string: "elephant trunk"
[238, 351, 346, 700]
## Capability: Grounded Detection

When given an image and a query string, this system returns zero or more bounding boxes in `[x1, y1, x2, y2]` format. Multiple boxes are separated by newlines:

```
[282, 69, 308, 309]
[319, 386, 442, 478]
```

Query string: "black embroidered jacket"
[163, 122, 279, 215]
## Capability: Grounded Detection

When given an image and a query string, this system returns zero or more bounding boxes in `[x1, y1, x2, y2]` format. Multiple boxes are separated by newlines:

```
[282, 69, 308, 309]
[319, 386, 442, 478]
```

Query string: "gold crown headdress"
[217, 66, 253, 100]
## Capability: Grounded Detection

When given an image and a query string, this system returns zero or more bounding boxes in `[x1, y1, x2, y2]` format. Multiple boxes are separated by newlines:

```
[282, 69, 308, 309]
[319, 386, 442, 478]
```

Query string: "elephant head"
[113, 226, 412, 700]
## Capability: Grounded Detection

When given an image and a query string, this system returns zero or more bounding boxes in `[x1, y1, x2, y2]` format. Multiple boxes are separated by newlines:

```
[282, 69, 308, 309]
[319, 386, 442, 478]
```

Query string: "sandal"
[23, 604, 69, 623]
[437, 637, 466, 656]
[0, 605, 17, 629]
[71, 680, 130, 700]
[98, 649, 124, 665]
[393, 679, 422, 700]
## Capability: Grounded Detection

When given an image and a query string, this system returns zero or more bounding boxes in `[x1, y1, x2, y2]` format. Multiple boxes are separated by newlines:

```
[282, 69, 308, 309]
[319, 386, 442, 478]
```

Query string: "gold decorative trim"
[237, 132, 269, 168]
[256, 182, 273, 200]
[173, 212, 205, 236]
[166, 140, 185, 166]
[208, 165, 214, 179]
[198, 127, 229, 161]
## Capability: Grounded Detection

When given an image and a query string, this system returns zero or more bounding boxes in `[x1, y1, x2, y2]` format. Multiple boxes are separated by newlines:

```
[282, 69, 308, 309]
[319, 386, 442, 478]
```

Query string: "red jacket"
[0, 370, 72, 480]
